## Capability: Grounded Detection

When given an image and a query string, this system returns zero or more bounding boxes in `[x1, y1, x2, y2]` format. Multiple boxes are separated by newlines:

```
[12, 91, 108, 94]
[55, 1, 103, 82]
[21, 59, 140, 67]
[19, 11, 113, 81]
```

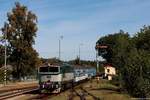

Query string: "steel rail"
[0, 87, 38, 100]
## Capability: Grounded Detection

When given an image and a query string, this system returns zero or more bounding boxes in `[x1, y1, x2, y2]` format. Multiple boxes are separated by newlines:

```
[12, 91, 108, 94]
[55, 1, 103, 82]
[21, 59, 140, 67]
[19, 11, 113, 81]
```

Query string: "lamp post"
[79, 43, 83, 62]
[59, 35, 63, 60]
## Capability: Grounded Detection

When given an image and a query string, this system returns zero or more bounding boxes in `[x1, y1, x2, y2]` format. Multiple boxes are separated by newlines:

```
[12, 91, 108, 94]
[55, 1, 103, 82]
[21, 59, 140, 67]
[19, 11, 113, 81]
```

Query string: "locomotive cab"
[39, 65, 62, 93]
[38, 64, 74, 93]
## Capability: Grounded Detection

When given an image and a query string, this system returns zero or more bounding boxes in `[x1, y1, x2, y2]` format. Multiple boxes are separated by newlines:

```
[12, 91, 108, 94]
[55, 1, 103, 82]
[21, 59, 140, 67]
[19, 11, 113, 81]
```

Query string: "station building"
[104, 64, 116, 80]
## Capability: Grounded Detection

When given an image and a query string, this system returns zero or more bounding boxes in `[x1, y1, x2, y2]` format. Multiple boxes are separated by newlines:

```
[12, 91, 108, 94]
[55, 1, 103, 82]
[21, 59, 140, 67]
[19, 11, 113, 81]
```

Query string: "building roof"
[104, 63, 114, 67]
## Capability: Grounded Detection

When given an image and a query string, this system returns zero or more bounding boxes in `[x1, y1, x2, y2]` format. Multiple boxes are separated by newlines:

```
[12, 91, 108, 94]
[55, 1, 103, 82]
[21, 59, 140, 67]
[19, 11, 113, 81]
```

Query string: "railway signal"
[2, 22, 8, 86]
[95, 44, 108, 74]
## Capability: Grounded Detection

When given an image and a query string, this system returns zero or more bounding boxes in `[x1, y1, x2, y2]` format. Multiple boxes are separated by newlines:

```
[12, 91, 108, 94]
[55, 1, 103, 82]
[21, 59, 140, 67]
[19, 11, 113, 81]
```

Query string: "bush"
[110, 75, 120, 86]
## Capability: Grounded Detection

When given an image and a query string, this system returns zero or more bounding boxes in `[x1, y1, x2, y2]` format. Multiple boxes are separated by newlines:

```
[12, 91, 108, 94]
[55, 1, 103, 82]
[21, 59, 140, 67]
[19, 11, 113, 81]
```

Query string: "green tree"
[68, 56, 80, 65]
[96, 27, 150, 98]
[40, 57, 62, 65]
[126, 26, 150, 97]
[97, 30, 132, 89]
[1, 2, 39, 80]
[122, 48, 150, 97]
[134, 25, 150, 52]
[96, 30, 131, 69]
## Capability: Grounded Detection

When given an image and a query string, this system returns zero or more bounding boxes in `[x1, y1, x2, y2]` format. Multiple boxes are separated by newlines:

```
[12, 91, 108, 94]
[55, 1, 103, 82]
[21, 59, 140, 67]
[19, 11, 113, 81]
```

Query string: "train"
[38, 63, 96, 93]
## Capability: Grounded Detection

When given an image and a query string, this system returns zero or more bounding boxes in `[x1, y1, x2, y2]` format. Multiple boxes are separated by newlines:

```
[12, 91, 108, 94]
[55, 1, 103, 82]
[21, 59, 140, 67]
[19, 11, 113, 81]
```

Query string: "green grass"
[86, 79, 131, 100]
[49, 79, 132, 100]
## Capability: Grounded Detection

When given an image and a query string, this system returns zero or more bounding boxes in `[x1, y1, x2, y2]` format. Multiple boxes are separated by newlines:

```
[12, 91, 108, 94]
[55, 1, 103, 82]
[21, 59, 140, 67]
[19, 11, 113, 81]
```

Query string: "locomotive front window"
[39, 67, 48, 72]
[49, 67, 59, 72]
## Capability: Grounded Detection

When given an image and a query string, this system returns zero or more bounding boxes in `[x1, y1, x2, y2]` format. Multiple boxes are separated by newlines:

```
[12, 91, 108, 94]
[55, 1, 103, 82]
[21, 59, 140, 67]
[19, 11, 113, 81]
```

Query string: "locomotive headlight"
[56, 84, 59, 88]
[42, 84, 45, 88]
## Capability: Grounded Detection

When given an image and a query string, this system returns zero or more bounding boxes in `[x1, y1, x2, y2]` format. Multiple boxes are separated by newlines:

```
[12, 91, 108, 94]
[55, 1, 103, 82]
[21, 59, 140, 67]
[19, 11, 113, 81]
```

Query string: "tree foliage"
[40, 57, 61, 65]
[1, 2, 40, 80]
[97, 27, 150, 98]
[68, 56, 97, 67]
[97, 30, 132, 68]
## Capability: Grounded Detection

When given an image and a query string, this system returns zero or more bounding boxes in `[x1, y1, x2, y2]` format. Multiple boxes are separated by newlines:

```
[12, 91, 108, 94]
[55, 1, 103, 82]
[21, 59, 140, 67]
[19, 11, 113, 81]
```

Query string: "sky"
[0, 0, 150, 61]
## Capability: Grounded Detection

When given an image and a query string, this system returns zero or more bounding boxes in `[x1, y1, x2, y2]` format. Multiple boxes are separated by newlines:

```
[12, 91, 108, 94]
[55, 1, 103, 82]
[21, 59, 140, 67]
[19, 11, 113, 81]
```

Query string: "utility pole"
[59, 35, 63, 60]
[79, 45, 80, 59]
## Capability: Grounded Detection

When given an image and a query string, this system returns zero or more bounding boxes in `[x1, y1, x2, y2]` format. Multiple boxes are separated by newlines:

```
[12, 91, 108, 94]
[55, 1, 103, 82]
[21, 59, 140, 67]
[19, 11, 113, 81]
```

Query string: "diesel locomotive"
[38, 63, 96, 93]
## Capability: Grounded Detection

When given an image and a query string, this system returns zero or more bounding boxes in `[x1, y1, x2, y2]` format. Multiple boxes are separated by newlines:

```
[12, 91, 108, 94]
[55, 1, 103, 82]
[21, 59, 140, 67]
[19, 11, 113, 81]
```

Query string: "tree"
[1, 2, 40, 80]
[96, 30, 131, 69]
[68, 56, 80, 65]
[96, 27, 150, 98]
[126, 26, 150, 97]
[134, 25, 150, 52]
[122, 49, 150, 97]
[40, 57, 62, 65]
[97, 30, 132, 88]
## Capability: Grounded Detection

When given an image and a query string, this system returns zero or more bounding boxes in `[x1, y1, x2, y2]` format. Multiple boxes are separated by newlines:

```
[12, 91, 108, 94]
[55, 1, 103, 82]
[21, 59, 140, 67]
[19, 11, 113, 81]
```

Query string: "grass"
[86, 78, 131, 100]
[49, 78, 132, 100]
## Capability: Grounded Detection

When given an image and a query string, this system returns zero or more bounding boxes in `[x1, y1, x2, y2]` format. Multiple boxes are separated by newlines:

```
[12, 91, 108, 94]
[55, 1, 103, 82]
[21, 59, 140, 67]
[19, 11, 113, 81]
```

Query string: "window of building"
[107, 69, 110, 73]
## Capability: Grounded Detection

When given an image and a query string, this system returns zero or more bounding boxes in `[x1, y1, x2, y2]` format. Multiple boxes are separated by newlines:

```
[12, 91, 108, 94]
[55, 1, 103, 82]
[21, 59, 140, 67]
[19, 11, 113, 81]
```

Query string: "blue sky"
[0, 0, 150, 61]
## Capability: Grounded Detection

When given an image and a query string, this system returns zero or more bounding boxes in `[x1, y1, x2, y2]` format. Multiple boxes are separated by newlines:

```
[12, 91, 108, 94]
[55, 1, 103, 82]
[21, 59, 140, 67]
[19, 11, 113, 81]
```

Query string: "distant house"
[104, 64, 116, 80]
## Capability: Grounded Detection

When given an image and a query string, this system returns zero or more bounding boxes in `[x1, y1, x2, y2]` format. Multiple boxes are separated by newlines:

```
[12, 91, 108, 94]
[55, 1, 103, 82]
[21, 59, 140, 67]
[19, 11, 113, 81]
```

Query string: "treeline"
[40, 58, 62, 65]
[41, 57, 97, 67]
[68, 57, 96, 67]
[97, 26, 150, 98]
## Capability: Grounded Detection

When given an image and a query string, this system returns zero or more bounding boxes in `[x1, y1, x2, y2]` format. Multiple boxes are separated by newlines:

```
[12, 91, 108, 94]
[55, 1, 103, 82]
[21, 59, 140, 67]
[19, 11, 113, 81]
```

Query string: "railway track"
[68, 86, 101, 100]
[80, 87, 101, 100]
[73, 88, 86, 100]
[34, 80, 92, 100]
[33, 78, 101, 100]
[0, 87, 38, 100]
[0, 79, 97, 100]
